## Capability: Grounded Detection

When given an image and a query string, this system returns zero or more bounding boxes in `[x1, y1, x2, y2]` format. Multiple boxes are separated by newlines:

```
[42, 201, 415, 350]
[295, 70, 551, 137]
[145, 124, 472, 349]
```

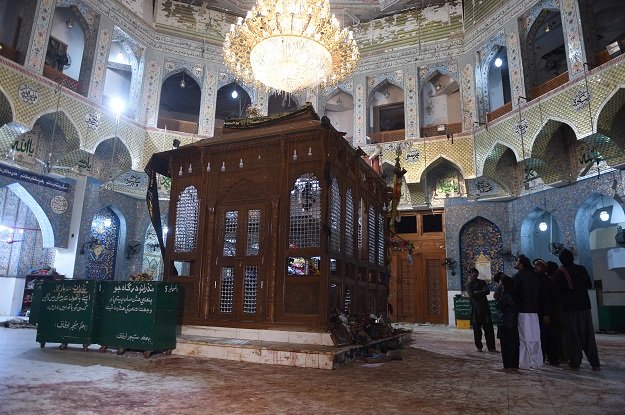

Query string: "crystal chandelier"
[223, 0, 359, 93]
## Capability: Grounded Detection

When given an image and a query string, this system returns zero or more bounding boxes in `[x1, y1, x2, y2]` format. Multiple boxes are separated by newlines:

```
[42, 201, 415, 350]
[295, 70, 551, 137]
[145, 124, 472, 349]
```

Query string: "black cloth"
[512, 268, 541, 313]
[553, 262, 599, 368]
[562, 309, 600, 368]
[552, 264, 592, 311]
[538, 272, 561, 365]
[467, 279, 495, 351]
[497, 290, 519, 368]
[467, 279, 492, 325]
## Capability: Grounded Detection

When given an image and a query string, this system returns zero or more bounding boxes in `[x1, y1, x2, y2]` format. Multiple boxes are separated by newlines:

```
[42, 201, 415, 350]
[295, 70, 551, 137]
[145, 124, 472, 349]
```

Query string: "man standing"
[513, 255, 542, 369]
[534, 259, 560, 366]
[552, 249, 600, 371]
[467, 268, 497, 352]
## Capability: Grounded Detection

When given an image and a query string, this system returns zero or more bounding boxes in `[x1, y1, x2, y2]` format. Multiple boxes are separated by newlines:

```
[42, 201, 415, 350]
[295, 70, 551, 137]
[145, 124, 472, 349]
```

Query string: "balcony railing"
[531, 72, 569, 100]
[420, 122, 462, 138]
[487, 102, 513, 123]
[43, 65, 80, 93]
[157, 117, 198, 134]
[369, 129, 405, 143]
[0, 44, 21, 64]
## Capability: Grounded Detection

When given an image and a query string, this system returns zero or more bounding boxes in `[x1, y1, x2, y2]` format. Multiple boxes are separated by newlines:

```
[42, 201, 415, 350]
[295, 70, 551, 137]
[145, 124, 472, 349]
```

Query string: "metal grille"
[223, 211, 238, 256]
[357, 199, 363, 254]
[244, 266, 258, 314]
[427, 259, 442, 315]
[246, 209, 261, 256]
[345, 189, 354, 255]
[174, 186, 199, 253]
[330, 179, 341, 252]
[289, 174, 321, 248]
[378, 212, 385, 266]
[220, 267, 234, 313]
[368, 205, 376, 262]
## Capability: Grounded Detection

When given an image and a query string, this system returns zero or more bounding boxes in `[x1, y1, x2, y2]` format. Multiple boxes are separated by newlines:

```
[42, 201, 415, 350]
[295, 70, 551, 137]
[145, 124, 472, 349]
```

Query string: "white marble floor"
[0, 323, 623, 414]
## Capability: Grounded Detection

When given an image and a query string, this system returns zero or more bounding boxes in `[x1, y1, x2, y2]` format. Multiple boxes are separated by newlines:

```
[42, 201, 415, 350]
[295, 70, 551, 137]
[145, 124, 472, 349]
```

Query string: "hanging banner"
[0, 164, 70, 192]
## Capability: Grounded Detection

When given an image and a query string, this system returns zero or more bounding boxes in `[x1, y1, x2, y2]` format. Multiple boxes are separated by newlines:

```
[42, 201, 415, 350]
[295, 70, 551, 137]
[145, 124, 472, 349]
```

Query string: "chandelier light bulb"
[538, 221, 548, 232]
[223, 0, 360, 93]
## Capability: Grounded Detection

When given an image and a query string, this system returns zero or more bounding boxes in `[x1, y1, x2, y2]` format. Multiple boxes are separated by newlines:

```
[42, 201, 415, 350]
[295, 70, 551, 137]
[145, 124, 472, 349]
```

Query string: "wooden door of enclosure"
[211, 204, 267, 322]
[392, 250, 447, 324]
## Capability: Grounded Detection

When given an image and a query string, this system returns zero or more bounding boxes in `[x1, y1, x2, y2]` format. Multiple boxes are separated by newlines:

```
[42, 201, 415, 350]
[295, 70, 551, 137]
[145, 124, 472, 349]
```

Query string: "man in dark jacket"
[552, 249, 600, 371]
[466, 268, 496, 352]
[534, 259, 560, 366]
[513, 254, 542, 369]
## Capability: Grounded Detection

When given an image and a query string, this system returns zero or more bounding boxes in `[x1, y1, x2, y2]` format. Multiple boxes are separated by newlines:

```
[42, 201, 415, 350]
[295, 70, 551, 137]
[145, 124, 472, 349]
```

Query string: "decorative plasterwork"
[460, 64, 476, 132]
[25, 0, 55, 74]
[140, 59, 162, 127]
[475, 31, 505, 118]
[198, 67, 217, 137]
[560, 0, 585, 79]
[163, 59, 204, 86]
[367, 70, 404, 103]
[89, 25, 112, 101]
[404, 72, 418, 139]
[520, 0, 560, 36]
[353, 79, 366, 145]
[506, 32, 525, 108]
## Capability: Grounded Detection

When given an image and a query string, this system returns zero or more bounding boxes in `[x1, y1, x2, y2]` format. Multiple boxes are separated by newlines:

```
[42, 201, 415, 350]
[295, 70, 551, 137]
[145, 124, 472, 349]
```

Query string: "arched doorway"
[419, 72, 460, 138]
[84, 207, 120, 280]
[522, 9, 567, 99]
[519, 206, 561, 262]
[323, 90, 354, 142]
[157, 69, 201, 134]
[368, 81, 404, 142]
[214, 82, 252, 128]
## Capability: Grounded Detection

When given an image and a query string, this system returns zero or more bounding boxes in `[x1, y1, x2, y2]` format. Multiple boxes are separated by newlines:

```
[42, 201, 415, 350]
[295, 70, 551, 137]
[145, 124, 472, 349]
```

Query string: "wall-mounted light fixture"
[539, 221, 548, 232]
[66, 19, 73, 29]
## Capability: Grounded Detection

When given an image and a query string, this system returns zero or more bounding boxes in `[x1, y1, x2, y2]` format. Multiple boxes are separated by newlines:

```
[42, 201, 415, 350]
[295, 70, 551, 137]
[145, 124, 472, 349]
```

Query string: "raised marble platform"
[173, 326, 411, 369]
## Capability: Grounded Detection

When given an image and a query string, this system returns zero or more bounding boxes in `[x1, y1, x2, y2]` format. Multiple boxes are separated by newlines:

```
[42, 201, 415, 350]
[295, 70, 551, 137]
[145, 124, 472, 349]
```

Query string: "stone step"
[173, 330, 411, 369]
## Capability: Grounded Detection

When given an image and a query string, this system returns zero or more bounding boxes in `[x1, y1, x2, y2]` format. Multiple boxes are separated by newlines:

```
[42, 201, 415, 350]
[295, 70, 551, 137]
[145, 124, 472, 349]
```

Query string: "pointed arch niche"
[519, 206, 561, 262]
[459, 217, 504, 290]
[157, 69, 201, 134]
[521, 8, 567, 99]
[214, 82, 252, 128]
[368, 81, 404, 143]
[323, 90, 354, 142]
[420, 71, 460, 137]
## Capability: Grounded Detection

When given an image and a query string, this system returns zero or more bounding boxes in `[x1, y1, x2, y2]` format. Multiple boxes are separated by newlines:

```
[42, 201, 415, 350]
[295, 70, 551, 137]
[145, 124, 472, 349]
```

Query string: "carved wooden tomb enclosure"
[147, 106, 389, 331]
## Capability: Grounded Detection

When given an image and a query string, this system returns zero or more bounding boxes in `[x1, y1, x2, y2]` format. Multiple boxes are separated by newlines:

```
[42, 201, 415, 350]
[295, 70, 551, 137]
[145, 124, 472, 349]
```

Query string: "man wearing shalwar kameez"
[552, 249, 600, 371]
[467, 268, 496, 353]
[513, 255, 543, 370]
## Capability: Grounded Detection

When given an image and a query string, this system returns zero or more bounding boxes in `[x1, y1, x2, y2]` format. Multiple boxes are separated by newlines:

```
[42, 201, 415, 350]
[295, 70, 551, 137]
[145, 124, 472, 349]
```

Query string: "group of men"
[466, 249, 600, 371]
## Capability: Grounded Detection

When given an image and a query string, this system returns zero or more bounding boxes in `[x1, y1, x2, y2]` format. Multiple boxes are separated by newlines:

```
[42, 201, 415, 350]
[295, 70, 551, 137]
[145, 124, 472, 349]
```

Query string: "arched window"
[289, 174, 321, 248]
[174, 186, 199, 252]
[330, 178, 341, 252]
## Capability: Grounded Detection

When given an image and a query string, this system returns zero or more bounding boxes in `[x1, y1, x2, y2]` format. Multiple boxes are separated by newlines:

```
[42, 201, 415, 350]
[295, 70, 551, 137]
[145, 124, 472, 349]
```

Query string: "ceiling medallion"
[223, 0, 360, 93]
